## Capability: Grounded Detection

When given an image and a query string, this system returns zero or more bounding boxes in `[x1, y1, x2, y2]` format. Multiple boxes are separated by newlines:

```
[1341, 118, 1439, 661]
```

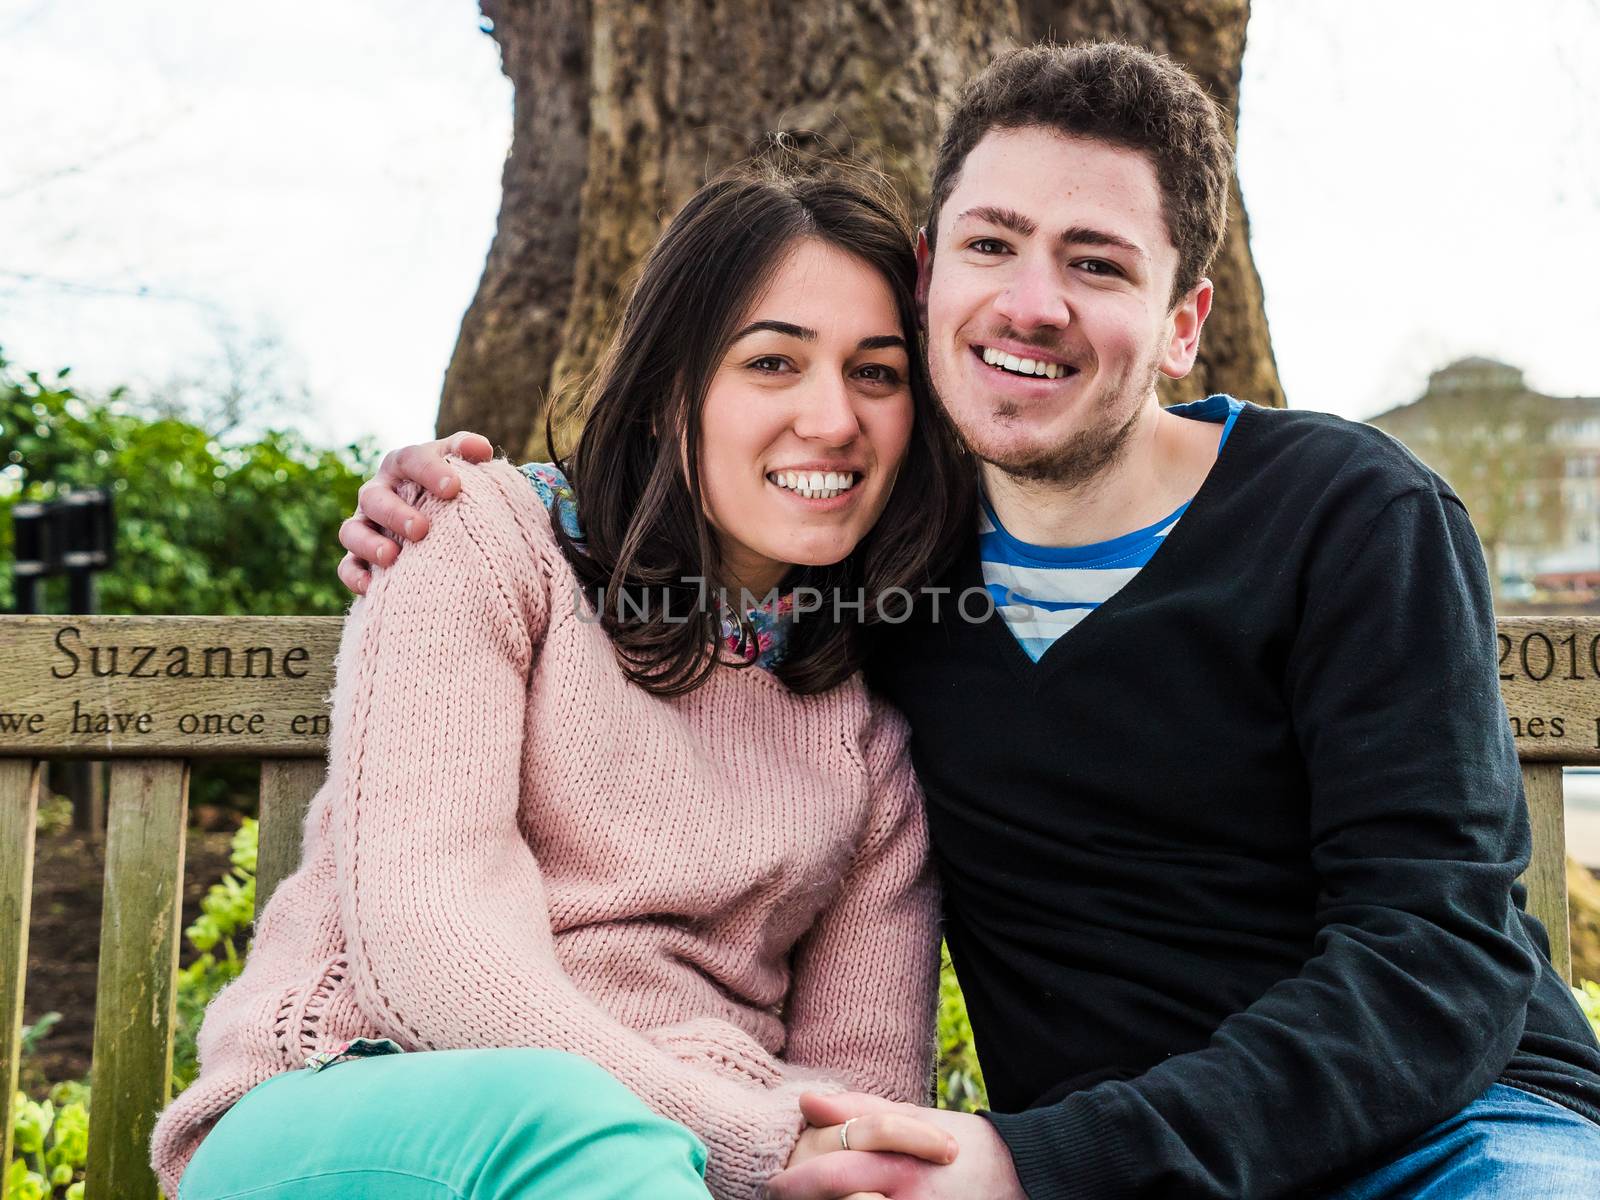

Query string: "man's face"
[919, 127, 1209, 485]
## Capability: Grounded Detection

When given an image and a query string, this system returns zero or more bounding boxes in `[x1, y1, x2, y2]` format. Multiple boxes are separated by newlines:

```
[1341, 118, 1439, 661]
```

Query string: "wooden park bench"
[0, 613, 1595, 1198]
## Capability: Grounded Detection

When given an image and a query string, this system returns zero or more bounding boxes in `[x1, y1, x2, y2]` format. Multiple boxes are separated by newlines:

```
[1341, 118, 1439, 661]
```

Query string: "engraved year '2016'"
[1497, 629, 1600, 684]
[1497, 629, 1600, 746]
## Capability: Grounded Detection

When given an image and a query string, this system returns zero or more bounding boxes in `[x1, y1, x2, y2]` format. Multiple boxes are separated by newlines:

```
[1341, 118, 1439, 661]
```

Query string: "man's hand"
[337, 431, 495, 595]
[766, 1093, 1026, 1200]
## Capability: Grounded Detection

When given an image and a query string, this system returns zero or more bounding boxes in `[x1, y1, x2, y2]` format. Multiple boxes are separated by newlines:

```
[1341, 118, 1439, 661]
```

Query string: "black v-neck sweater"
[866, 403, 1600, 1198]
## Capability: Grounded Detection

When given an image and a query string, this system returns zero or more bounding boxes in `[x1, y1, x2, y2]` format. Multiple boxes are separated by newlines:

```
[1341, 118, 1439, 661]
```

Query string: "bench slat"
[1521, 763, 1572, 982]
[0, 759, 41, 1175]
[84, 760, 188, 1200]
[257, 760, 326, 912]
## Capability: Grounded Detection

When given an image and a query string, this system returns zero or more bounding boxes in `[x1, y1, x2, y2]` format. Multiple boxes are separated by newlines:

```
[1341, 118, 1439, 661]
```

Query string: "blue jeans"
[1330, 1084, 1600, 1199]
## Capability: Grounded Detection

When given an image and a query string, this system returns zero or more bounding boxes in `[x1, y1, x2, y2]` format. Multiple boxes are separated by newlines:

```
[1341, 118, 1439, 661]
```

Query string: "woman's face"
[697, 238, 916, 600]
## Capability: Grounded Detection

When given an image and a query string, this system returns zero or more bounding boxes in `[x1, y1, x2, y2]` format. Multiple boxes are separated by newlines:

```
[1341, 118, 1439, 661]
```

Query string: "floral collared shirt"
[518, 462, 795, 671]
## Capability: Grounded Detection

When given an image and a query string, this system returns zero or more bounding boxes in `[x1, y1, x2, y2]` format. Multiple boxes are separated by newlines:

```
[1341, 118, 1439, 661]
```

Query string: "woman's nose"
[793, 375, 861, 445]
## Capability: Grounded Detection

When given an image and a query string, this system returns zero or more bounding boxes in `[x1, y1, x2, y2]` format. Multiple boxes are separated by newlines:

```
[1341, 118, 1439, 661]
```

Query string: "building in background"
[1368, 358, 1600, 606]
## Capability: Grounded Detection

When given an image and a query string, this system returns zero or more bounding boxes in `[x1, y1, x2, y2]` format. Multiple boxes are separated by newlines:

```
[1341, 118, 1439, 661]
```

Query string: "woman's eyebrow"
[732, 319, 815, 342]
[731, 323, 906, 352]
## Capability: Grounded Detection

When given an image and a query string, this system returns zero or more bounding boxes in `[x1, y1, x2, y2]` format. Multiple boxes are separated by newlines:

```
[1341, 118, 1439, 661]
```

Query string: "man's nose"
[993, 257, 1070, 331]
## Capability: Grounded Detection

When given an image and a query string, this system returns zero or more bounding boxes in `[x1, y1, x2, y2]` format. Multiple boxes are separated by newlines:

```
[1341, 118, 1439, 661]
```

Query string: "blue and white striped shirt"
[982, 396, 1244, 661]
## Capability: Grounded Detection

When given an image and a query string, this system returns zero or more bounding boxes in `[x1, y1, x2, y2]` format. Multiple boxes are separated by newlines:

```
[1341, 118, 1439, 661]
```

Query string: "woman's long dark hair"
[544, 153, 974, 696]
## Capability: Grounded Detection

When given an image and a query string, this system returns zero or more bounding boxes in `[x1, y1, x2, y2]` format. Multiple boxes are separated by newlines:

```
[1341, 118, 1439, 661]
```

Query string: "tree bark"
[437, 0, 592, 454]
[440, 0, 1283, 459]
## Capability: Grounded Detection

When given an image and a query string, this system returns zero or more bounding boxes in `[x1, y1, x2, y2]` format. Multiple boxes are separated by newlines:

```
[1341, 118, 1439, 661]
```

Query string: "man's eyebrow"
[1059, 225, 1147, 261]
[731, 320, 816, 342]
[954, 205, 1036, 236]
[954, 209, 1147, 262]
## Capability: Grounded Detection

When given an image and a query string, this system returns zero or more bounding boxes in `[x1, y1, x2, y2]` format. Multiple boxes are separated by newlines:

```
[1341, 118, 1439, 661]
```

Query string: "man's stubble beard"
[936, 347, 1164, 490]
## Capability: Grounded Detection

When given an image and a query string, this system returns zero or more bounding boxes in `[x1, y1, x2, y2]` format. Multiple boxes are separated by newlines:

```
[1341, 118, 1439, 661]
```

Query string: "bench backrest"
[0, 613, 1593, 1198]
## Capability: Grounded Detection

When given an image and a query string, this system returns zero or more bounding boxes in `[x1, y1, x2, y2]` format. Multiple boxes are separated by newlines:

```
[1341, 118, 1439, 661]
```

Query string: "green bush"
[936, 943, 987, 1112]
[0, 349, 374, 619]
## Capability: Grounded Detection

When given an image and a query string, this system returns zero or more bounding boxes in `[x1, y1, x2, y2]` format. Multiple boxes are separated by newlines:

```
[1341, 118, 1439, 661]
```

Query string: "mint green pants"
[177, 1048, 713, 1199]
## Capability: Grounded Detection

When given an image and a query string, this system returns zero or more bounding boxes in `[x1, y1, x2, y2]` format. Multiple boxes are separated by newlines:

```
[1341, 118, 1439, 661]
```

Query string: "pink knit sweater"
[149, 458, 938, 1199]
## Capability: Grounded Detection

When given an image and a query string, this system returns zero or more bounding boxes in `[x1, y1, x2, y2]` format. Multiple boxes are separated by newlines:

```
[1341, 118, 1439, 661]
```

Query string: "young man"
[338, 43, 1600, 1198]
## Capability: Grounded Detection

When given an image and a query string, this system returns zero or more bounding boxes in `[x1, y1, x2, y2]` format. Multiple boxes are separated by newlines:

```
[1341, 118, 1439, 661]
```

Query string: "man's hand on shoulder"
[337, 431, 495, 595]
[766, 1092, 1026, 1200]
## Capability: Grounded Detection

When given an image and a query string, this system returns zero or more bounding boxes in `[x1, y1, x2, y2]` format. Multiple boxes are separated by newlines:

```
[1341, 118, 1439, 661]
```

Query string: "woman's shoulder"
[392, 457, 571, 592]
[424, 458, 560, 536]
[377, 457, 577, 643]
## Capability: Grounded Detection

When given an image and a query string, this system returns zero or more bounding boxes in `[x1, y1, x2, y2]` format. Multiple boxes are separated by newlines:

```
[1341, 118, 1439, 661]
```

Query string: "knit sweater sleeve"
[985, 485, 1543, 1198]
[781, 696, 940, 1102]
[331, 459, 820, 1199]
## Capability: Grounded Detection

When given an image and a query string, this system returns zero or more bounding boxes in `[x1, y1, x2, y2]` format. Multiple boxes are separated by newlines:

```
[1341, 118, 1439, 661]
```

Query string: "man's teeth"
[767, 470, 858, 499]
[981, 346, 1068, 379]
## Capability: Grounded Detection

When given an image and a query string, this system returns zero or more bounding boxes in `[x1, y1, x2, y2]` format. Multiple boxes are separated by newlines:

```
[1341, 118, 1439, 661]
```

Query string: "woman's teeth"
[768, 470, 858, 500]
[981, 346, 1068, 379]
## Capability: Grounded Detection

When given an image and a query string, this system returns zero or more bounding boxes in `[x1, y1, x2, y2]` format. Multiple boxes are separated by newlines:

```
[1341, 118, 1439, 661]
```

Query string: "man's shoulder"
[1233, 402, 1452, 508]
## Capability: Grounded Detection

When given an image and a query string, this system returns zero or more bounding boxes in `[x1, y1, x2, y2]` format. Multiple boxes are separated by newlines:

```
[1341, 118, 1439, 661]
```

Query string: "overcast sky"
[2, 0, 1597, 452]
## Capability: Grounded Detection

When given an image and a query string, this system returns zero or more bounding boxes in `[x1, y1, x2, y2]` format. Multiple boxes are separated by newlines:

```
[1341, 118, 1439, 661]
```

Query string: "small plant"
[936, 943, 987, 1112]
[6, 1083, 88, 1200]
[173, 819, 257, 1092]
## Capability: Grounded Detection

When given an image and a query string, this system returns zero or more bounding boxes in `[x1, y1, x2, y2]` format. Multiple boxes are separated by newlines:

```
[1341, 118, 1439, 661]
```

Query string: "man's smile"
[969, 342, 1082, 387]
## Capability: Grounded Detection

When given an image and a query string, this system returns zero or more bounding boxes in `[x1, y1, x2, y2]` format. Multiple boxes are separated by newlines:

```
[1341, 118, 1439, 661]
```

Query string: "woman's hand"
[785, 1105, 958, 1169]
[337, 430, 495, 594]
[769, 1093, 1024, 1200]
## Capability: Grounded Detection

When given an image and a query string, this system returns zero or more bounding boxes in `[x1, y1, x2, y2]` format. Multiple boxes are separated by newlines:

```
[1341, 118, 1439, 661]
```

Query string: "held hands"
[769, 1093, 1026, 1200]
[336, 431, 495, 594]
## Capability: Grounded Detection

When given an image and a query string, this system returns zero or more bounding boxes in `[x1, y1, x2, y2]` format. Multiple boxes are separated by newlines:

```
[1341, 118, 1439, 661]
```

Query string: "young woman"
[151, 160, 975, 1200]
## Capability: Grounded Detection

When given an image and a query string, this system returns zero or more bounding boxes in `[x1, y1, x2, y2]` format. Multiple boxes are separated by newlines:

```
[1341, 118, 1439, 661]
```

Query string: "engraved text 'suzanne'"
[0, 616, 337, 757]
[50, 624, 311, 681]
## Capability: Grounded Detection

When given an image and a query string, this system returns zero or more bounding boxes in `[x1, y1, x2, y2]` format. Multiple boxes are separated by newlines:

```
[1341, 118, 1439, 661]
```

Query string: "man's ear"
[1160, 278, 1213, 379]
[914, 229, 932, 330]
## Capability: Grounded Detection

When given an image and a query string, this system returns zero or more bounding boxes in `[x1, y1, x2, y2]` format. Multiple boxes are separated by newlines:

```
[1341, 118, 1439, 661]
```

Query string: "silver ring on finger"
[839, 1116, 858, 1152]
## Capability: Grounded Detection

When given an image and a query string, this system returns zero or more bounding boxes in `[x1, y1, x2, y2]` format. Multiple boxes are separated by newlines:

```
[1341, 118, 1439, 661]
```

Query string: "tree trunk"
[437, 0, 592, 453]
[439, 0, 1283, 460]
